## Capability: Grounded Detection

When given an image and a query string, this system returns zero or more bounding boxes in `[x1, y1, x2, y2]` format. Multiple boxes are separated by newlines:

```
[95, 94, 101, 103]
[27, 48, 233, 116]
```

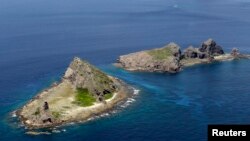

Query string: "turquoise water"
[1, 0, 250, 140]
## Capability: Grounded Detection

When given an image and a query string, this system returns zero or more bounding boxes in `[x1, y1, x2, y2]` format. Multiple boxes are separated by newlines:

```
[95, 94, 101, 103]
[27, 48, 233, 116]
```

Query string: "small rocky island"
[16, 57, 130, 129]
[115, 39, 250, 73]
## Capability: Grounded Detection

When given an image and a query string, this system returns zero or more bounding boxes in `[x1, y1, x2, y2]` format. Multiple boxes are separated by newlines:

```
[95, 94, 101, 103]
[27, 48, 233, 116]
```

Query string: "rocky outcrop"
[116, 39, 248, 72]
[231, 48, 240, 57]
[230, 48, 250, 59]
[116, 43, 182, 73]
[183, 39, 224, 60]
[183, 46, 208, 59]
[64, 57, 117, 101]
[199, 38, 224, 56]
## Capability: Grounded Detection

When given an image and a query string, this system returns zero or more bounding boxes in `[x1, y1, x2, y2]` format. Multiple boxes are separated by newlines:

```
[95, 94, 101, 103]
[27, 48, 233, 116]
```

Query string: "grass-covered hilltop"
[17, 57, 129, 129]
[115, 39, 250, 73]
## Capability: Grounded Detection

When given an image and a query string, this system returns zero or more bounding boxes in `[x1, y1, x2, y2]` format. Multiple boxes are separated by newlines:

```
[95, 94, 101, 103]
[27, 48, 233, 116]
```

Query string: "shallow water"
[1, 0, 250, 141]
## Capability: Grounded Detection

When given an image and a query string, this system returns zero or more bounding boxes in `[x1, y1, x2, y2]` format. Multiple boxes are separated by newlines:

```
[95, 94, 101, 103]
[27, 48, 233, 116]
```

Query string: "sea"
[1, 0, 250, 141]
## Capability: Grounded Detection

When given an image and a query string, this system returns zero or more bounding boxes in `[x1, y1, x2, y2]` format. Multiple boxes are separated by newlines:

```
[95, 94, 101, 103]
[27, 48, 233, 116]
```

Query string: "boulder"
[199, 39, 224, 56]
[231, 48, 240, 57]
[43, 102, 49, 111]
[183, 46, 209, 59]
[198, 53, 208, 59]
[183, 46, 198, 58]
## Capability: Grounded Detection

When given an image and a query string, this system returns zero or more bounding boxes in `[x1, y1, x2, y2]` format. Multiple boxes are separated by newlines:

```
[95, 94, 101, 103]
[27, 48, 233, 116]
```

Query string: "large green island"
[16, 57, 130, 129]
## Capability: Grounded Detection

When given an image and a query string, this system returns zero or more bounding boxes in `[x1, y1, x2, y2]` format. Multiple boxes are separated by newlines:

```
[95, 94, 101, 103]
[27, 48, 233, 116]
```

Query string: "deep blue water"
[1, 0, 250, 140]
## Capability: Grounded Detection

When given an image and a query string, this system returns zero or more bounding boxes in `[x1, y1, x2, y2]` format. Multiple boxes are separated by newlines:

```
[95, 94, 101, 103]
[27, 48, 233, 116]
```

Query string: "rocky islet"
[16, 57, 130, 129]
[116, 39, 250, 72]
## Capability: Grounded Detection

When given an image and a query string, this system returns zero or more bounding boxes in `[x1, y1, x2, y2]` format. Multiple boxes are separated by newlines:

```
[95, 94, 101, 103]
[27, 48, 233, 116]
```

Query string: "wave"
[11, 111, 17, 118]
[133, 89, 140, 95]
[52, 129, 61, 133]
[119, 87, 140, 108]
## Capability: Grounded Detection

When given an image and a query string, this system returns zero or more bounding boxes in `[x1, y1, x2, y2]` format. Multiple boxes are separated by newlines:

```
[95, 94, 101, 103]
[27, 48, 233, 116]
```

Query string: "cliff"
[17, 57, 129, 129]
[115, 39, 250, 72]
[64, 57, 117, 102]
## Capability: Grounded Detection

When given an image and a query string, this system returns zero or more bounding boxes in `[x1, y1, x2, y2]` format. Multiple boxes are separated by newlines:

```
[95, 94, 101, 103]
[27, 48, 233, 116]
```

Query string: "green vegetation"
[73, 88, 96, 107]
[33, 107, 40, 115]
[104, 93, 113, 100]
[147, 47, 172, 60]
[52, 111, 61, 119]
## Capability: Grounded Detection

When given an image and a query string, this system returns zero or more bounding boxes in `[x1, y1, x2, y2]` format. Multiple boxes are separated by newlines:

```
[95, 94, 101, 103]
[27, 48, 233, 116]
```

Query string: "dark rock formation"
[231, 48, 240, 57]
[43, 102, 49, 111]
[183, 39, 224, 60]
[42, 118, 52, 123]
[230, 48, 250, 59]
[199, 38, 224, 56]
[183, 46, 198, 58]
[103, 89, 111, 94]
[198, 53, 207, 59]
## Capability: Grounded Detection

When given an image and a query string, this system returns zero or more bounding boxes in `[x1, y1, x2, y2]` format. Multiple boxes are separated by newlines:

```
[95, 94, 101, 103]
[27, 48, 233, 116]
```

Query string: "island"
[16, 57, 130, 129]
[15, 39, 249, 130]
[115, 39, 250, 73]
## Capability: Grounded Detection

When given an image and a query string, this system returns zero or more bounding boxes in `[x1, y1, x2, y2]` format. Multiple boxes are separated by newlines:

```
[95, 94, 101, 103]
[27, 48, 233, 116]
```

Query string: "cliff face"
[64, 57, 117, 101]
[116, 43, 182, 73]
[116, 39, 248, 72]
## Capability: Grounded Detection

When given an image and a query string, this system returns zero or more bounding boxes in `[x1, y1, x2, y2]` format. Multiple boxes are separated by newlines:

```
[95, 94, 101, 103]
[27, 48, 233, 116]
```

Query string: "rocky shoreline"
[115, 39, 250, 73]
[16, 57, 132, 129]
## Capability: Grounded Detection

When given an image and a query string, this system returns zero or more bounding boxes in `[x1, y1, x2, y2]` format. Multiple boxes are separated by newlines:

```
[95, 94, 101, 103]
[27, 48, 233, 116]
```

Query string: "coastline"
[181, 53, 250, 67]
[16, 76, 132, 130]
[115, 53, 250, 72]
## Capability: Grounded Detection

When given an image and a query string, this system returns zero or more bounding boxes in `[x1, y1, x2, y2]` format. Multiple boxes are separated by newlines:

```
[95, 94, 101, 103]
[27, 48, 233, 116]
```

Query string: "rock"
[199, 38, 224, 56]
[42, 118, 52, 123]
[198, 53, 208, 59]
[183, 46, 209, 59]
[64, 57, 117, 98]
[43, 102, 49, 111]
[168, 57, 181, 72]
[116, 43, 181, 72]
[167, 43, 182, 58]
[103, 89, 111, 94]
[230, 48, 250, 59]
[183, 46, 198, 58]
[231, 48, 240, 57]
[183, 39, 223, 60]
